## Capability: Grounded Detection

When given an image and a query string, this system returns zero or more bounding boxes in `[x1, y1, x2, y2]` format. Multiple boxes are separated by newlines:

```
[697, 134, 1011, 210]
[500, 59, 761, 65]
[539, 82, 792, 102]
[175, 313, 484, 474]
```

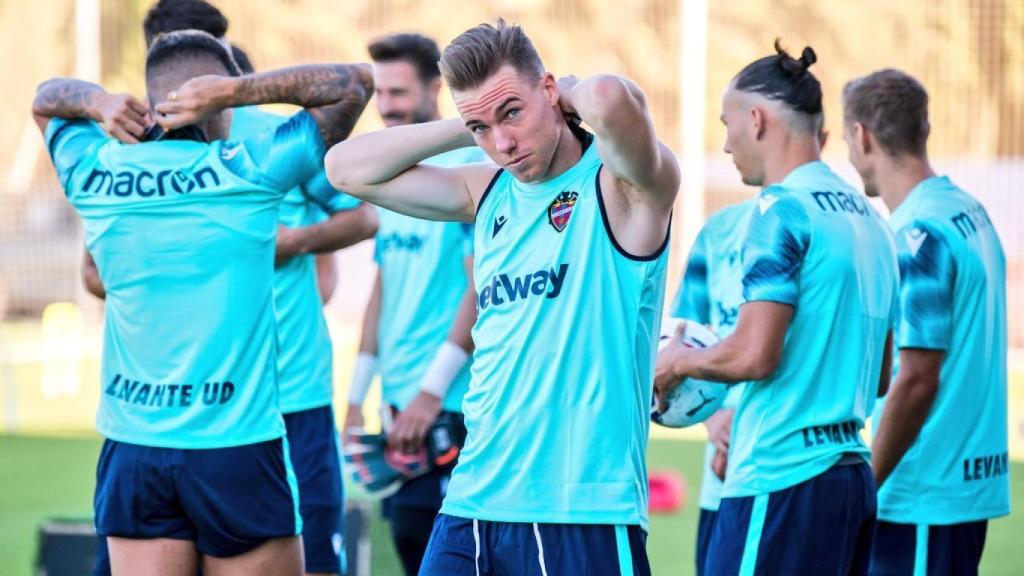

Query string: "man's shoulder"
[706, 199, 757, 230]
[229, 106, 290, 140]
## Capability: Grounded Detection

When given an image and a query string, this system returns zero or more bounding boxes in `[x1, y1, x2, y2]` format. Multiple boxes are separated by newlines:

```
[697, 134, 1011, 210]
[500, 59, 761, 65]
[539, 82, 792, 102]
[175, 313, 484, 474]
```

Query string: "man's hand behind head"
[96, 93, 152, 144]
[154, 75, 234, 131]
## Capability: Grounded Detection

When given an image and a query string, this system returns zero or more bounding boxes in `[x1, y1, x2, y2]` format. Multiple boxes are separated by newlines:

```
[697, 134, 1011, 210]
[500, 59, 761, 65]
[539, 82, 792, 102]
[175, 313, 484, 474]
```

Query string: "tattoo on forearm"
[33, 79, 102, 120]
[235, 64, 373, 147]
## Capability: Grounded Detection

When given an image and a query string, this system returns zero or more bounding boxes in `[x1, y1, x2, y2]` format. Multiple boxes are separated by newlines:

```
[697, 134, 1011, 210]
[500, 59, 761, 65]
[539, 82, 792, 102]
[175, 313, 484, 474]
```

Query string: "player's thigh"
[284, 406, 346, 575]
[931, 521, 988, 576]
[418, 514, 481, 576]
[177, 439, 302, 559]
[708, 463, 875, 576]
[695, 508, 719, 576]
[108, 536, 198, 576]
[201, 535, 303, 576]
[298, 503, 344, 576]
[872, 520, 989, 576]
[533, 523, 650, 576]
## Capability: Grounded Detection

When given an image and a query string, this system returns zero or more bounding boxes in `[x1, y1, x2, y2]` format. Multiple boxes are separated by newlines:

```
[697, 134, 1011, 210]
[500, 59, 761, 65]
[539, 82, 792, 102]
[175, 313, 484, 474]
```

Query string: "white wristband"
[419, 341, 470, 400]
[348, 352, 377, 405]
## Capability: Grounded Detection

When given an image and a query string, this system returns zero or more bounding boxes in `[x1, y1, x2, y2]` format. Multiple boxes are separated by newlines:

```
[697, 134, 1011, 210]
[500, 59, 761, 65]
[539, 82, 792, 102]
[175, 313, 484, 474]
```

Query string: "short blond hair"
[439, 19, 544, 91]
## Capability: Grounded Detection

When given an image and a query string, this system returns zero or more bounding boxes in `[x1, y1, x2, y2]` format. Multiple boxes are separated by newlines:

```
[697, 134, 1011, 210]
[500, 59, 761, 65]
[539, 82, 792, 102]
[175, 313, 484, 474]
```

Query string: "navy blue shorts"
[283, 405, 346, 574]
[93, 437, 301, 559]
[419, 514, 651, 576]
[696, 508, 718, 576]
[869, 519, 988, 576]
[706, 460, 876, 576]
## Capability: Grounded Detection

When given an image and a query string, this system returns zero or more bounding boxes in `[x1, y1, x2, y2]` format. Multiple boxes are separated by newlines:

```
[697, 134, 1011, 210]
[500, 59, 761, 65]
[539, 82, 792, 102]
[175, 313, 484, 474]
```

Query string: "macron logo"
[220, 144, 243, 161]
[906, 228, 928, 257]
[759, 193, 779, 215]
[492, 215, 508, 238]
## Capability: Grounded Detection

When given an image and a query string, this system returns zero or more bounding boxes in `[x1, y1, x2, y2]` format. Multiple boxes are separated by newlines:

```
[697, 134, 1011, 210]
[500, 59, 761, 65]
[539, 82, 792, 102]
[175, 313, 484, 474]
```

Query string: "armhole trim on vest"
[475, 168, 505, 216]
[595, 165, 671, 262]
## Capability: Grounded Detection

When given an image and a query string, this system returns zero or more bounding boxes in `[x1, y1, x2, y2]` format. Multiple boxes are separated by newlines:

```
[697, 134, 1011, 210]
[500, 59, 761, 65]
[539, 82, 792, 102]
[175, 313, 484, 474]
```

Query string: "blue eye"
[471, 125, 488, 135]
[506, 109, 520, 120]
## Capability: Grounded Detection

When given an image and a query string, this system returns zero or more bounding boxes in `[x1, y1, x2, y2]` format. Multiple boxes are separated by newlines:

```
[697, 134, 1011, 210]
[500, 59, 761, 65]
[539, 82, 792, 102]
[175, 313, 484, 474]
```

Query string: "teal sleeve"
[894, 222, 955, 351]
[742, 189, 811, 306]
[44, 118, 109, 192]
[235, 111, 325, 193]
[671, 227, 711, 323]
[300, 171, 362, 214]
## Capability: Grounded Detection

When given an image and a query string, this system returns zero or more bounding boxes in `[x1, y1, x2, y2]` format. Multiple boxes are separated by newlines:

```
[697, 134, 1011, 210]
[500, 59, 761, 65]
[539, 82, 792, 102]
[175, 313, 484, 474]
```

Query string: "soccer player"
[142, 0, 346, 304]
[327, 19, 678, 576]
[842, 69, 1010, 575]
[654, 42, 898, 575]
[668, 200, 753, 576]
[341, 33, 482, 576]
[674, 127, 831, 576]
[81, 5, 378, 575]
[33, 30, 372, 576]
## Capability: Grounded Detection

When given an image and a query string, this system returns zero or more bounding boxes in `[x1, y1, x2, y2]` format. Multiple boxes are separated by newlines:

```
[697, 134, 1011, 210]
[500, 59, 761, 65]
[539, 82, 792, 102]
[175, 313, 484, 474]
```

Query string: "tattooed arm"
[32, 79, 150, 143]
[154, 64, 373, 147]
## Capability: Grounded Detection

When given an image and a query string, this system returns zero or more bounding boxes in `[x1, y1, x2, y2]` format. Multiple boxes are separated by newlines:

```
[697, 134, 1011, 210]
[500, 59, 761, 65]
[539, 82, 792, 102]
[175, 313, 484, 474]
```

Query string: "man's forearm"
[446, 285, 477, 353]
[225, 63, 372, 147]
[326, 118, 474, 188]
[871, 372, 938, 487]
[359, 272, 382, 355]
[224, 64, 370, 110]
[293, 205, 378, 255]
[679, 337, 772, 384]
[33, 78, 105, 120]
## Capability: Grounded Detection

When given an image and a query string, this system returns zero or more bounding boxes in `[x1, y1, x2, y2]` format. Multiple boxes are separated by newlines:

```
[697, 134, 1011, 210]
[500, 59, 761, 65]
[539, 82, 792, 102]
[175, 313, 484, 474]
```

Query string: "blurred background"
[0, 0, 1021, 574]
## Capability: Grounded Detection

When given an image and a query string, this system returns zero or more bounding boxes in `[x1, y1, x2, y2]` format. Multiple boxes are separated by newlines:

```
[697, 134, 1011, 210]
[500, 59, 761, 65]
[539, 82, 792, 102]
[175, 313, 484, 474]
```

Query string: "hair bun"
[799, 47, 817, 70]
[773, 39, 816, 76]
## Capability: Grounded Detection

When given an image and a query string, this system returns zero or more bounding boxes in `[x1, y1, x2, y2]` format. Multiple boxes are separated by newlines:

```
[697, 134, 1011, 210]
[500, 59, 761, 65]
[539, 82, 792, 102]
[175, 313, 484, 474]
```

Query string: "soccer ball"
[651, 318, 728, 428]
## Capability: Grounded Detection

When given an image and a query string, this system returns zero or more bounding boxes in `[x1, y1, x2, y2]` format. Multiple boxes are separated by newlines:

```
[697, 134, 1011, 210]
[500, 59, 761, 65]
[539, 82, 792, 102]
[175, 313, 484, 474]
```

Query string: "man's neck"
[537, 122, 584, 183]
[761, 134, 821, 187]
[877, 155, 935, 212]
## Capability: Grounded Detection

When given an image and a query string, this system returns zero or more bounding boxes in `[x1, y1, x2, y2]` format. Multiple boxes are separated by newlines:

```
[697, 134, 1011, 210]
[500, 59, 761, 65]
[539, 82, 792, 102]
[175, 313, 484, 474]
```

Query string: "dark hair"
[843, 68, 930, 157]
[231, 43, 254, 74]
[146, 30, 241, 79]
[734, 40, 822, 121]
[143, 0, 228, 47]
[368, 33, 440, 82]
[439, 19, 544, 91]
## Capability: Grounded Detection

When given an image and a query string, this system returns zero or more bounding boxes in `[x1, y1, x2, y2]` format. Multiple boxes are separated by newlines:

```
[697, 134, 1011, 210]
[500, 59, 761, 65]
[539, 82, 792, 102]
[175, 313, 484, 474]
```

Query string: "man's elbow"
[348, 63, 375, 95]
[902, 371, 940, 405]
[324, 146, 363, 196]
[82, 273, 106, 299]
[32, 80, 53, 112]
[355, 204, 379, 240]
[745, 346, 782, 381]
[584, 75, 644, 129]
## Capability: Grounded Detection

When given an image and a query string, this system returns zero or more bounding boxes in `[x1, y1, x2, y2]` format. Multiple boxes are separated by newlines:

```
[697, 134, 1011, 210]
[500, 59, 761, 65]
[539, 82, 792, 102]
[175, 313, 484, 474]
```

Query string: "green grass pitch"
[1, 435, 1021, 575]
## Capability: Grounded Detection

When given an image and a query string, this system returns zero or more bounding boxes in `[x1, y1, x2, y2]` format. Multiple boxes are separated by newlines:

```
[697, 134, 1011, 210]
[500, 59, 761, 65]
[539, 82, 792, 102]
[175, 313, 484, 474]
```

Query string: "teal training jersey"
[231, 107, 360, 414]
[671, 200, 754, 511]
[723, 161, 898, 498]
[45, 111, 326, 448]
[872, 176, 1010, 525]
[375, 147, 487, 412]
[442, 133, 669, 529]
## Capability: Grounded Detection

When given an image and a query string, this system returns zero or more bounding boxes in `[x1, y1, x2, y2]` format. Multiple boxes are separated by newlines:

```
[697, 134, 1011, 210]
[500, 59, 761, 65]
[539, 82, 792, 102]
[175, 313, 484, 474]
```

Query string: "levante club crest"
[548, 191, 578, 232]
